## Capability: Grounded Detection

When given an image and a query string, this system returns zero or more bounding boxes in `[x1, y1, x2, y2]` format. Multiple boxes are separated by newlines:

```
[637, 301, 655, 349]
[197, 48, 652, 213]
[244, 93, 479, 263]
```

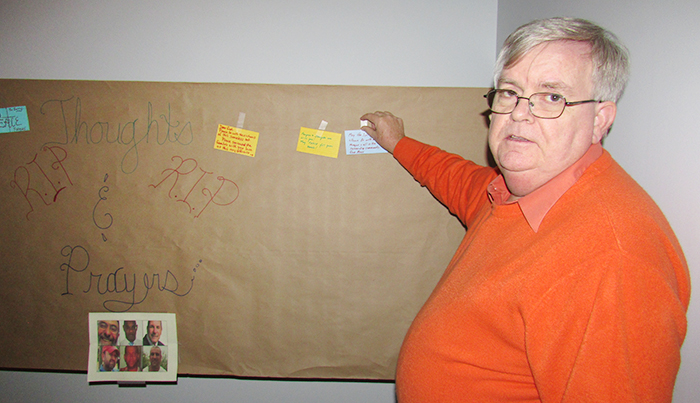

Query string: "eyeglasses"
[484, 89, 601, 119]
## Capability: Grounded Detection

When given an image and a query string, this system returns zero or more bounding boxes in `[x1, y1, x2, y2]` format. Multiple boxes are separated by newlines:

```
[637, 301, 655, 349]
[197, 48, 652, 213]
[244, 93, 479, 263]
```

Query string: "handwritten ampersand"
[92, 174, 113, 242]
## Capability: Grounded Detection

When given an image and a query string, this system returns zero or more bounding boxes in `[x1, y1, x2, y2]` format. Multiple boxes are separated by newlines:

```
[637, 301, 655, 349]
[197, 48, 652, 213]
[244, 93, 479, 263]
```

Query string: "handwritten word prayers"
[296, 127, 342, 158]
[214, 124, 259, 157]
[60, 245, 196, 312]
[149, 156, 240, 218]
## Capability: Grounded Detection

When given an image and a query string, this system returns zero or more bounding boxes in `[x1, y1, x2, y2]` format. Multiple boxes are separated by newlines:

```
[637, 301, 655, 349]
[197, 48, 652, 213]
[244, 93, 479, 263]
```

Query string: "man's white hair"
[493, 17, 630, 102]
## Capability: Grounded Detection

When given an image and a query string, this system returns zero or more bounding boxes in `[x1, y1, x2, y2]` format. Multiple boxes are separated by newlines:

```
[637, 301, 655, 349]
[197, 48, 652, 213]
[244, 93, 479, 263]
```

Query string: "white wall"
[5, 1, 696, 401]
[0, 1, 498, 402]
[496, 1, 700, 402]
[0, 0, 497, 87]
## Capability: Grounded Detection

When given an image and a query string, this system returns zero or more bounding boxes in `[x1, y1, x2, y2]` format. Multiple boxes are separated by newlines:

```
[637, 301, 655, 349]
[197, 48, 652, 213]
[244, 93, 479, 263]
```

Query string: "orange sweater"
[393, 137, 690, 402]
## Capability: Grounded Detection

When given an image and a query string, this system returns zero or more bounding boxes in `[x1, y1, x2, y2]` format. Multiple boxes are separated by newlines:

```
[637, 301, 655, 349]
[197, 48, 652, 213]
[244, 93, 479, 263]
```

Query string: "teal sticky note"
[0, 106, 30, 133]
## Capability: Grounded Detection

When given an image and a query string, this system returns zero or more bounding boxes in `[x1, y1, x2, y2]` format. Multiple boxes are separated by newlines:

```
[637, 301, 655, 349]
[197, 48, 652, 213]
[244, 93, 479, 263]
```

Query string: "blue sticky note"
[0, 106, 30, 133]
[345, 130, 387, 155]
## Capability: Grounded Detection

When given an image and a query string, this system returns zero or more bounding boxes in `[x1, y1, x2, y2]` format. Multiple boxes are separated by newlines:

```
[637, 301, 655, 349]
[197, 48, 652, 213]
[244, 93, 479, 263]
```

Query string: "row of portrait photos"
[98, 344, 169, 372]
[97, 319, 168, 346]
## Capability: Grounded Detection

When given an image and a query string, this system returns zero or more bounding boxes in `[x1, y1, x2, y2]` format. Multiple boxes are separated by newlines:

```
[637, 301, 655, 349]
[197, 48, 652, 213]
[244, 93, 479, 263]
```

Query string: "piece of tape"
[236, 112, 246, 129]
[316, 120, 328, 137]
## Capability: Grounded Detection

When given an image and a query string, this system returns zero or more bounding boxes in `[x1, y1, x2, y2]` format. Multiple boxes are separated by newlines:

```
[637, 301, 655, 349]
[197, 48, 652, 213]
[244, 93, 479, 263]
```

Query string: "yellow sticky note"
[214, 124, 259, 157]
[296, 127, 342, 158]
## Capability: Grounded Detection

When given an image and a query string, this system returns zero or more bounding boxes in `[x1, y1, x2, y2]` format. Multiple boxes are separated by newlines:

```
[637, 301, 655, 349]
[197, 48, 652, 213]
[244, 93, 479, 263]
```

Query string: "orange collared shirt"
[487, 142, 603, 232]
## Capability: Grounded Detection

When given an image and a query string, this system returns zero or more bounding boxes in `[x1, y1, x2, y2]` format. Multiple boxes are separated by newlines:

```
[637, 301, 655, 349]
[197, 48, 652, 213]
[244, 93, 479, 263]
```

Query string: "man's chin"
[498, 160, 537, 174]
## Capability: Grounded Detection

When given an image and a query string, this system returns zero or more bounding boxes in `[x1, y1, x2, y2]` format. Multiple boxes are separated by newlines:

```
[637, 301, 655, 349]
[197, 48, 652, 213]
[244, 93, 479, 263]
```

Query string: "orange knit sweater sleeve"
[393, 137, 497, 227]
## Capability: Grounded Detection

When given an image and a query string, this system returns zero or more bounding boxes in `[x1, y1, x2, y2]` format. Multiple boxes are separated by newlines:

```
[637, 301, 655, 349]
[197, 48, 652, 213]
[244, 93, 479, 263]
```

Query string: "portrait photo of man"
[119, 320, 141, 346]
[119, 345, 142, 372]
[99, 345, 120, 372]
[142, 320, 165, 346]
[143, 346, 166, 372]
[97, 320, 119, 346]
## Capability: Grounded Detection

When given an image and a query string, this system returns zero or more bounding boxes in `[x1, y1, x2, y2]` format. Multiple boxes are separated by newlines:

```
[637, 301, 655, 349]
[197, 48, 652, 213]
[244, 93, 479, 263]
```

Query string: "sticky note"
[0, 106, 30, 133]
[214, 124, 259, 157]
[344, 130, 387, 155]
[296, 127, 342, 158]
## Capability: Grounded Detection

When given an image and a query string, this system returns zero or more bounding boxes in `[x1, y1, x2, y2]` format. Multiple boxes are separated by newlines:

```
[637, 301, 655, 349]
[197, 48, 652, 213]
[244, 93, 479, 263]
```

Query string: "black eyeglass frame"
[483, 89, 602, 119]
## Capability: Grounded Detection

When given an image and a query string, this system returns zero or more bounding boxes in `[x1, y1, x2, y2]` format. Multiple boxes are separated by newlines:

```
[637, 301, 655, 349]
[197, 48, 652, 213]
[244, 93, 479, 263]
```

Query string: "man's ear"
[593, 101, 617, 143]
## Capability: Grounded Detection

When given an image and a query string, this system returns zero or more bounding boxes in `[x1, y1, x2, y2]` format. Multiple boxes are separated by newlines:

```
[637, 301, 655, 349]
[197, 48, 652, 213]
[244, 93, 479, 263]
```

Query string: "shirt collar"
[487, 142, 603, 232]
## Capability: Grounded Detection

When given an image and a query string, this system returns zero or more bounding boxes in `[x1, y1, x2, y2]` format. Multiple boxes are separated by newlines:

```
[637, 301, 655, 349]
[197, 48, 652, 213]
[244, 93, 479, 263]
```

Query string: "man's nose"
[510, 97, 534, 122]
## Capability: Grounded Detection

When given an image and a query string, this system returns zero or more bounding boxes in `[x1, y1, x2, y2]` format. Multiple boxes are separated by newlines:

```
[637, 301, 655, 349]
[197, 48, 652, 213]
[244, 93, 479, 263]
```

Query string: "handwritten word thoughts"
[10, 146, 73, 220]
[60, 245, 196, 312]
[40, 96, 193, 174]
[149, 156, 240, 218]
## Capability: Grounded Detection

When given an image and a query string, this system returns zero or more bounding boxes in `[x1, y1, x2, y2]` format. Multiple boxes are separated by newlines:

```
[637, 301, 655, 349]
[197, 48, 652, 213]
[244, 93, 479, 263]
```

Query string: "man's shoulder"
[555, 152, 679, 252]
[566, 152, 659, 215]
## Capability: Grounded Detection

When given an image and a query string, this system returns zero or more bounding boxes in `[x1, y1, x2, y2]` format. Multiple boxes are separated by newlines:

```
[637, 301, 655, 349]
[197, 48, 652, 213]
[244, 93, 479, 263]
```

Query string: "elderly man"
[361, 17, 689, 403]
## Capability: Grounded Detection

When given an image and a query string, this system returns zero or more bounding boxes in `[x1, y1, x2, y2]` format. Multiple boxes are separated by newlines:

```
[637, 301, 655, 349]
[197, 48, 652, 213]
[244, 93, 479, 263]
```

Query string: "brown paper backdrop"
[0, 79, 490, 379]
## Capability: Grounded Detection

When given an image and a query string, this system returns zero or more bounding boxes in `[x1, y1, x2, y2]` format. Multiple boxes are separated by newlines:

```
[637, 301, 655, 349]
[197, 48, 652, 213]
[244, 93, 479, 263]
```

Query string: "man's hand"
[360, 111, 405, 154]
